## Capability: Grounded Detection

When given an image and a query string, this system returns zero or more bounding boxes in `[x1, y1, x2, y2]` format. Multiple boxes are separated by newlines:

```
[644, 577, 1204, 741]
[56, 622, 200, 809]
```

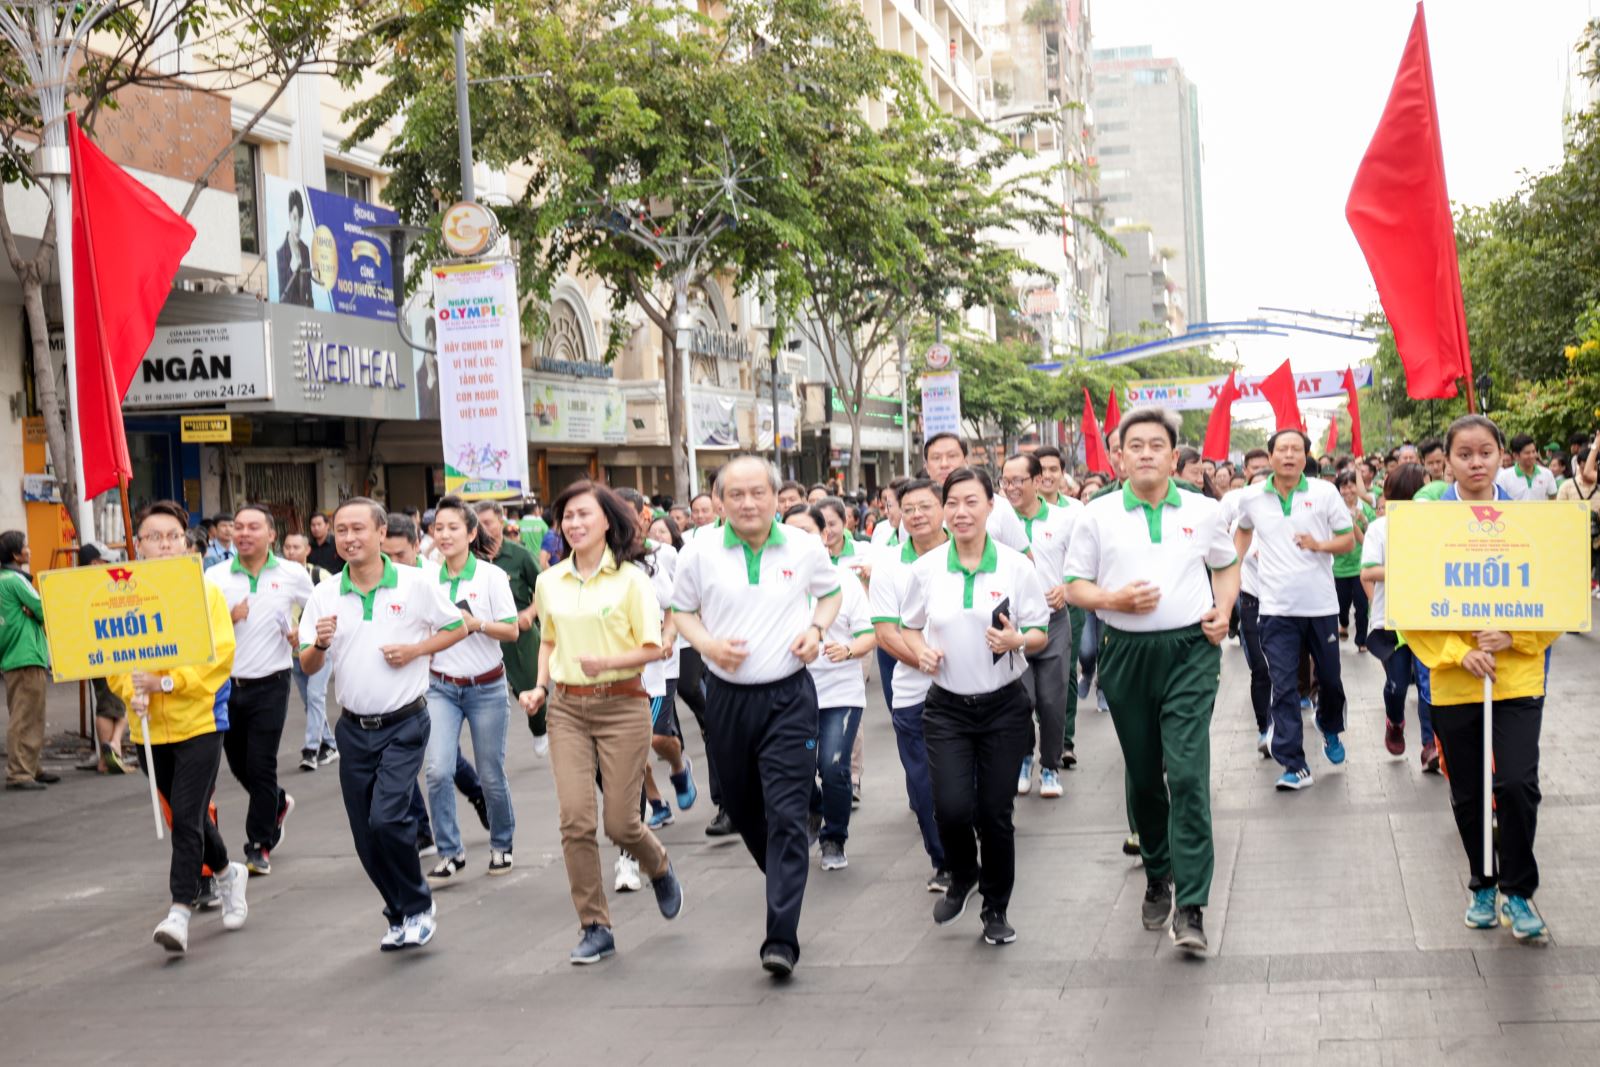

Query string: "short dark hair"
[922, 432, 967, 459]
[136, 499, 191, 535]
[689, 492, 713, 508]
[897, 477, 941, 506]
[782, 502, 828, 532]
[780, 480, 806, 497]
[210, 512, 234, 525]
[1176, 446, 1202, 471]
[471, 499, 506, 522]
[333, 496, 388, 531]
[1268, 428, 1312, 454]
[385, 515, 419, 545]
[885, 476, 912, 500]
[0, 530, 26, 567]
[288, 188, 305, 217]
[1382, 462, 1428, 503]
[1243, 448, 1268, 466]
[1034, 445, 1063, 465]
[1445, 414, 1505, 453]
[1418, 437, 1443, 459]
[1569, 430, 1589, 447]
[1121, 406, 1179, 448]
[1004, 452, 1043, 479]
[816, 496, 850, 530]
[943, 466, 993, 500]
[232, 502, 273, 526]
[1508, 432, 1536, 454]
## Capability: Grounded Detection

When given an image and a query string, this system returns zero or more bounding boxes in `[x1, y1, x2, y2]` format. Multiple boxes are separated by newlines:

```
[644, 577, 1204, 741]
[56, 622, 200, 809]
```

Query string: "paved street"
[3, 631, 1599, 1065]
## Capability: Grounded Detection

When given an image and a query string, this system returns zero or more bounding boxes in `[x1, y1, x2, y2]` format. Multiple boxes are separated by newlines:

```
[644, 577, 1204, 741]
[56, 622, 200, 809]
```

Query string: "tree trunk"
[664, 329, 691, 504]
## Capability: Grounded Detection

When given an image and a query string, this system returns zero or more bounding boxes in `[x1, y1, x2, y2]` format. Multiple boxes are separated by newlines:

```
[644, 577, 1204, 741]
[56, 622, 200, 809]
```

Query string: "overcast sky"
[1091, 0, 1596, 420]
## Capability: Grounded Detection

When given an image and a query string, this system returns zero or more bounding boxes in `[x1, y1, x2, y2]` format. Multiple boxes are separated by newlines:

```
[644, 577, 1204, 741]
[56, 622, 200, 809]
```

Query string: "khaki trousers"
[4, 666, 47, 784]
[548, 687, 668, 927]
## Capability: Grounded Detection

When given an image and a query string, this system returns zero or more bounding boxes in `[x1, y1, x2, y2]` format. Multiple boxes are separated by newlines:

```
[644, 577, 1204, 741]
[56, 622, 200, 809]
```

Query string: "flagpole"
[44, 137, 96, 546]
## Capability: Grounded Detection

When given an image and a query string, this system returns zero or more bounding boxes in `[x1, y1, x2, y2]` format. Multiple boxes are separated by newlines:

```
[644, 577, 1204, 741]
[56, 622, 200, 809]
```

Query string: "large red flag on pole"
[69, 113, 196, 501]
[1103, 387, 1122, 434]
[1201, 370, 1239, 461]
[1081, 387, 1109, 474]
[1258, 359, 1305, 432]
[1345, 3, 1474, 405]
[1341, 366, 1365, 455]
[1324, 413, 1339, 457]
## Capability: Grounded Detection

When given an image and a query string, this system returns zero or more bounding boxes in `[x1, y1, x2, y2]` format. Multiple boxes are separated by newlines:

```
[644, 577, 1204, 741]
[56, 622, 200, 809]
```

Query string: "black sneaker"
[471, 794, 490, 831]
[298, 748, 318, 772]
[760, 943, 796, 977]
[927, 868, 953, 894]
[806, 811, 823, 848]
[317, 742, 339, 767]
[417, 832, 438, 857]
[1122, 833, 1141, 857]
[244, 843, 271, 876]
[933, 881, 978, 926]
[705, 809, 736, 838]
[487, 850, 513, 876]
[193, 875, 219, 910]
[981, 908, 1016, 945]
[1061, 747, 1077, 770]
[1142, 878, 1174, 930]
[427, 855, 466, 883]
[651, 861, 684, 920]
[1170, 905, 1207, 953]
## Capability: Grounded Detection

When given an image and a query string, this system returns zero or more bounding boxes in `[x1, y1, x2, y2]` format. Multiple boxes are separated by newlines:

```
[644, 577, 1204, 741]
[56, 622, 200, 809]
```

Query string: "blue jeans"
[874, 648, 896, 711]
[1261, 614, 1347, 774]
[425, 678, 515, 857]
[293, 661, 334, 752]
[1381, 642, 1435, 745]
[810, 705, 861, 844]
[408, 752, 483, 842]
[890, 702, 945, 869]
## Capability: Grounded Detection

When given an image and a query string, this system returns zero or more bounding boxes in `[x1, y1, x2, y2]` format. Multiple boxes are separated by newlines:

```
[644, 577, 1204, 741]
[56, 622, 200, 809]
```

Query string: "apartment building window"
[1134, 69, 1169, 85]
[325, 166, 372, 203]
[1099, 144, 1131, 156]
[234, 143, 261, 256]
[1099, 168, 1130, 182]
[1098, 120, 1128, 133]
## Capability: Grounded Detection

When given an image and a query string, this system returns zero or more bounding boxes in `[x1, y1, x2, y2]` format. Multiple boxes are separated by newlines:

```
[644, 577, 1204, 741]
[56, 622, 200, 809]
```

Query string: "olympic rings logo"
[1467, 520, 1507, 535]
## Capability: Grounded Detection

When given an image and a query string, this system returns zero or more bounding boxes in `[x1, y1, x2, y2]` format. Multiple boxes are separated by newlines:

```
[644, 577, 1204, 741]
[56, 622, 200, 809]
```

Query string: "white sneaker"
[215, 861, 249, 930]
[1039, 769, 1063, 799]
[401, 904, 436, 948]
[379, 923, 405, 952]
[613, 853, 643, 892]
[153, 908, 190, 953]
[532, 734, 550, 758]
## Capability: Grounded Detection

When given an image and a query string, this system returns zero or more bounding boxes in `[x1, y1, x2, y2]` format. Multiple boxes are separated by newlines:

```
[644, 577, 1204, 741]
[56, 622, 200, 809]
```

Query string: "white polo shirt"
[1063, 480, 1238, 633]
[642, 540, 680, 697]
[1219, 486, 1260, 599]
[902, 536, 1049, 696]
[1360, 515, 1390, 629]
[1013, 496, 1078, 590]
[1233, 474, 1352, 617]
[831, 533, 874, 584]
[206, 553, 315, 680]
[1496, 463, 1558, 501]
[430, 553, 516, 678]
[987, 495, 1031, 554]
[869, 521, 899, 552]
[299, 558, 464, 715]
[671, 519, 840, 685]
[869, 539, 940, 709]
[807, 569, 872, 709]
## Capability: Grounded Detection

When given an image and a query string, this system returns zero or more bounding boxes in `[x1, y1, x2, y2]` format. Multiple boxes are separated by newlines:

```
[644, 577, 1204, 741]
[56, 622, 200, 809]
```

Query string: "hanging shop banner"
[1385, 501, 1591, 632]
[756, 402, 798, 451]
[262, 175, 397, 322]
[434, 260, 531, 499]
[127, 321, 273, 408]
[39, 556, 217, 682]
[1123, 366, 1373, 412]
[919, 372, 962, 440]
[691, 392, 741, 449]
[527, 377, 627, 445]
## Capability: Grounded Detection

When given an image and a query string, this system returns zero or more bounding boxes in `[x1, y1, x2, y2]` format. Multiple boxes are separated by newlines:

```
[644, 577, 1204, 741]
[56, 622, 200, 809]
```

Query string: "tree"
[344, 0, 892, 501]
[0, 0, 381, 514]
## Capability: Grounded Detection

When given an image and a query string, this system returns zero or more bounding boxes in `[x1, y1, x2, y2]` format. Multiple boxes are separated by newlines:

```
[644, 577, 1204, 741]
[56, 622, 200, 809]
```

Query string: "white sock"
[168, 904, 191, 921]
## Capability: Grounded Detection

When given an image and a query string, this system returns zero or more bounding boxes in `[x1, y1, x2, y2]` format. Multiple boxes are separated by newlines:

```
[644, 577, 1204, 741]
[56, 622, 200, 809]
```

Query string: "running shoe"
[981, 909, 1016, 946]
[1464, 887, 1498, 929]
[1017, 755, 1033, 796]
[1421, 740, 1441, 774]
[1142, 878, 1174, 931]
[1384, 720, 1405, 756]
[651, 861, 684, 920]
[1501, 895, 1548, 941]
[570, 924, 615, 965]
[317, 743, 339, 767]
[1257, 725, 1273, 759]
[401, 905, 436, 949]
[613, 853, 643, 892]
[427, 855, 466, 883]
[705, 809, 736, 838]
[273, 793, 295, 851]
[1078, 675, 1091, 701]
[927, 869, 953, 893]
[760, 943, 795, 977]
[1061, 746, 1077, 770]
[153, 908, 189, 954]
[531, 734, 550, 758]
[487, 850, 513, 876]
[1321, 729, 1346, 766]
[102, 744, 127, 775]
[1039, 769, 1063, 799]
[806, 811, 822, 847]
[216, 861, 249, 930]
[244, 843, 271, 876]
[379, 923, 405, 952]
[933, 881, 978, 926]
[193, 875, 219, 911]
[417, 832, 438, 858]
[1170, 906, 1207, 953]
[819, 840, 848, 871]
[1122, 833, 1141, 856]
[1275, 768, 1314, 791]
[298, 748, 318, 772]
[647, 802, 674, 829]
[1299, 696, 1313, 712]
[670, 757, 697, 811]
[1096, 690, 1110, 713]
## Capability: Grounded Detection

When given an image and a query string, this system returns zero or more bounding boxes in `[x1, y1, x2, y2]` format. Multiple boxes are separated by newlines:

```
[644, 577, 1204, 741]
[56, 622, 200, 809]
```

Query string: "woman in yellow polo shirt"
[1405, 415, 1561, 942]
[522, 481, 684, 965]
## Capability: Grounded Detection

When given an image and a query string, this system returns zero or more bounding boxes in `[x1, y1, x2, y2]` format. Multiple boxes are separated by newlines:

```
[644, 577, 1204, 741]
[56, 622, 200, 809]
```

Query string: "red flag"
[69, 113, 196, 500]
[1345, 3, 1472, 400]
[1201, 370, 1239, 461]
[1341, 366, 1365, 455]
[1324, 413, 1339, 457]
[1081, 387, 1109, 474]
[1258, 359, 1305, 432]
[1104, 387, 1121, 433]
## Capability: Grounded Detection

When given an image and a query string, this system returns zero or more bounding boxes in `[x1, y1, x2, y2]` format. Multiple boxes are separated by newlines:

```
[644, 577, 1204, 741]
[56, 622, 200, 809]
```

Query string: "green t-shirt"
[1413, 480, 1450, 502]
[518, 516, 549, 557]
[0, 568, 48, 671]
[1332, 501, 1376, 578]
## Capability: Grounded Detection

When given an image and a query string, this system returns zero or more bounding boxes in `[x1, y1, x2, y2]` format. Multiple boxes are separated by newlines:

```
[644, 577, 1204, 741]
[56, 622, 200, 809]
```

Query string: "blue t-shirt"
[541, 530, 565, 561]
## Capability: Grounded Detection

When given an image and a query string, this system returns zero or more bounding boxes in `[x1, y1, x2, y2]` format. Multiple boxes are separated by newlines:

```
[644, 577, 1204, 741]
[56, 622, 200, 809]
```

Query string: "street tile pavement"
[1, 627, 1598, 1064]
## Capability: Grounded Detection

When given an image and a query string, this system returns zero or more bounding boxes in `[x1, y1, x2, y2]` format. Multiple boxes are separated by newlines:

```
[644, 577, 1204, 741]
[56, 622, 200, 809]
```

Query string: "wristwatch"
[159, 676, 174, 694]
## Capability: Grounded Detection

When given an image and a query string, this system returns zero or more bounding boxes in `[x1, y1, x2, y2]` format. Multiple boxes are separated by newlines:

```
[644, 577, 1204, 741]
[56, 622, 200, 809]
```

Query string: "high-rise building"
[1092, 45, 1207, 331]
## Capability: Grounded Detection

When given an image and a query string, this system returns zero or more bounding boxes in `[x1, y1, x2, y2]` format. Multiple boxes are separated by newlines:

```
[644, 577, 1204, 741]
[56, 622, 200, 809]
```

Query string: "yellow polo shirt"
[534, 548, 663, 686]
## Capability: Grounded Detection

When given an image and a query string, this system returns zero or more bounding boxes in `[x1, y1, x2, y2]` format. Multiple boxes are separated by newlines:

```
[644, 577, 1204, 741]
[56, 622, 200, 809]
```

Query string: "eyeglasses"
[138, 531, 186, 545]
[900, 504, 939, 516]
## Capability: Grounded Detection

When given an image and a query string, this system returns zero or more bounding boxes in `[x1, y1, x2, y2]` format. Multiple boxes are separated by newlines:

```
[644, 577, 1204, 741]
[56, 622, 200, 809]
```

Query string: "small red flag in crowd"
[1258, 359, 1305, 432]
[1341, 366, 1365, 455]
[1082, 388, 1109, 474]
[1202, 370, 1239, 461]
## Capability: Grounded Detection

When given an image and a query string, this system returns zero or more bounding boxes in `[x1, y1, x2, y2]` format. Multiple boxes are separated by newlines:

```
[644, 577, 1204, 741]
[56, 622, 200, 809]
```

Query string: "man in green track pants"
[1065, 407, 1240, 956]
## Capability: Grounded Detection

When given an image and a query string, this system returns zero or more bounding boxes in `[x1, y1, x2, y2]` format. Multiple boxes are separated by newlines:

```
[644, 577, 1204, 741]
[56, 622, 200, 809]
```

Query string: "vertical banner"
[433, 260, 530, 499]
[920, 371, 962, 440]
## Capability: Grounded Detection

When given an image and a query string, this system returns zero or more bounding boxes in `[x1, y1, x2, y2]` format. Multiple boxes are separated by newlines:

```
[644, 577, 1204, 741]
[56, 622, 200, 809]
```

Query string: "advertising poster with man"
[263, 175, 398, 322]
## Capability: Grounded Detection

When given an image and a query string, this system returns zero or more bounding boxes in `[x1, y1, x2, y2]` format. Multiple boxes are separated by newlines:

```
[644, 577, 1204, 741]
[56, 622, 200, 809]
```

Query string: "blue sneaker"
[647, 802, 674, 829]
[1321, 729, 1346, 765]
[1017, 756, 1033, 796]
[1464, 887, 1498, 929]
[570, 923, 616, 964]
[651, 861, 684, 920]
[670, 757, 698, 811]
[1299, 697, 1313, 712]
[1500, 895, 1548, 941]
[1275, 768, 1314, 791]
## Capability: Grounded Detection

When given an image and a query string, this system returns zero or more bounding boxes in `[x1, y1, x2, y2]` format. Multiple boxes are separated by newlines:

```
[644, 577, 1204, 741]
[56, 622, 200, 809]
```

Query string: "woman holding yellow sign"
[1404, 415, 1561, 942]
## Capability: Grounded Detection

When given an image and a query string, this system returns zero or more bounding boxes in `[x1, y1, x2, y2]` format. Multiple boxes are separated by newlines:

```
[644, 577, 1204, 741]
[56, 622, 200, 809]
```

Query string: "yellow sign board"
[38, 555, 217, 681]
[1386, 500, 1591, 632]
[180, 415, 233, 443]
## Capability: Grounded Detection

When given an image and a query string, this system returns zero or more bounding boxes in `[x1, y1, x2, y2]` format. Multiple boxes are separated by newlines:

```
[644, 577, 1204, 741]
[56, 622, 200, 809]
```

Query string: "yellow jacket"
[109, 581, 236, 745]
[1404, 629, 1560, 707]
